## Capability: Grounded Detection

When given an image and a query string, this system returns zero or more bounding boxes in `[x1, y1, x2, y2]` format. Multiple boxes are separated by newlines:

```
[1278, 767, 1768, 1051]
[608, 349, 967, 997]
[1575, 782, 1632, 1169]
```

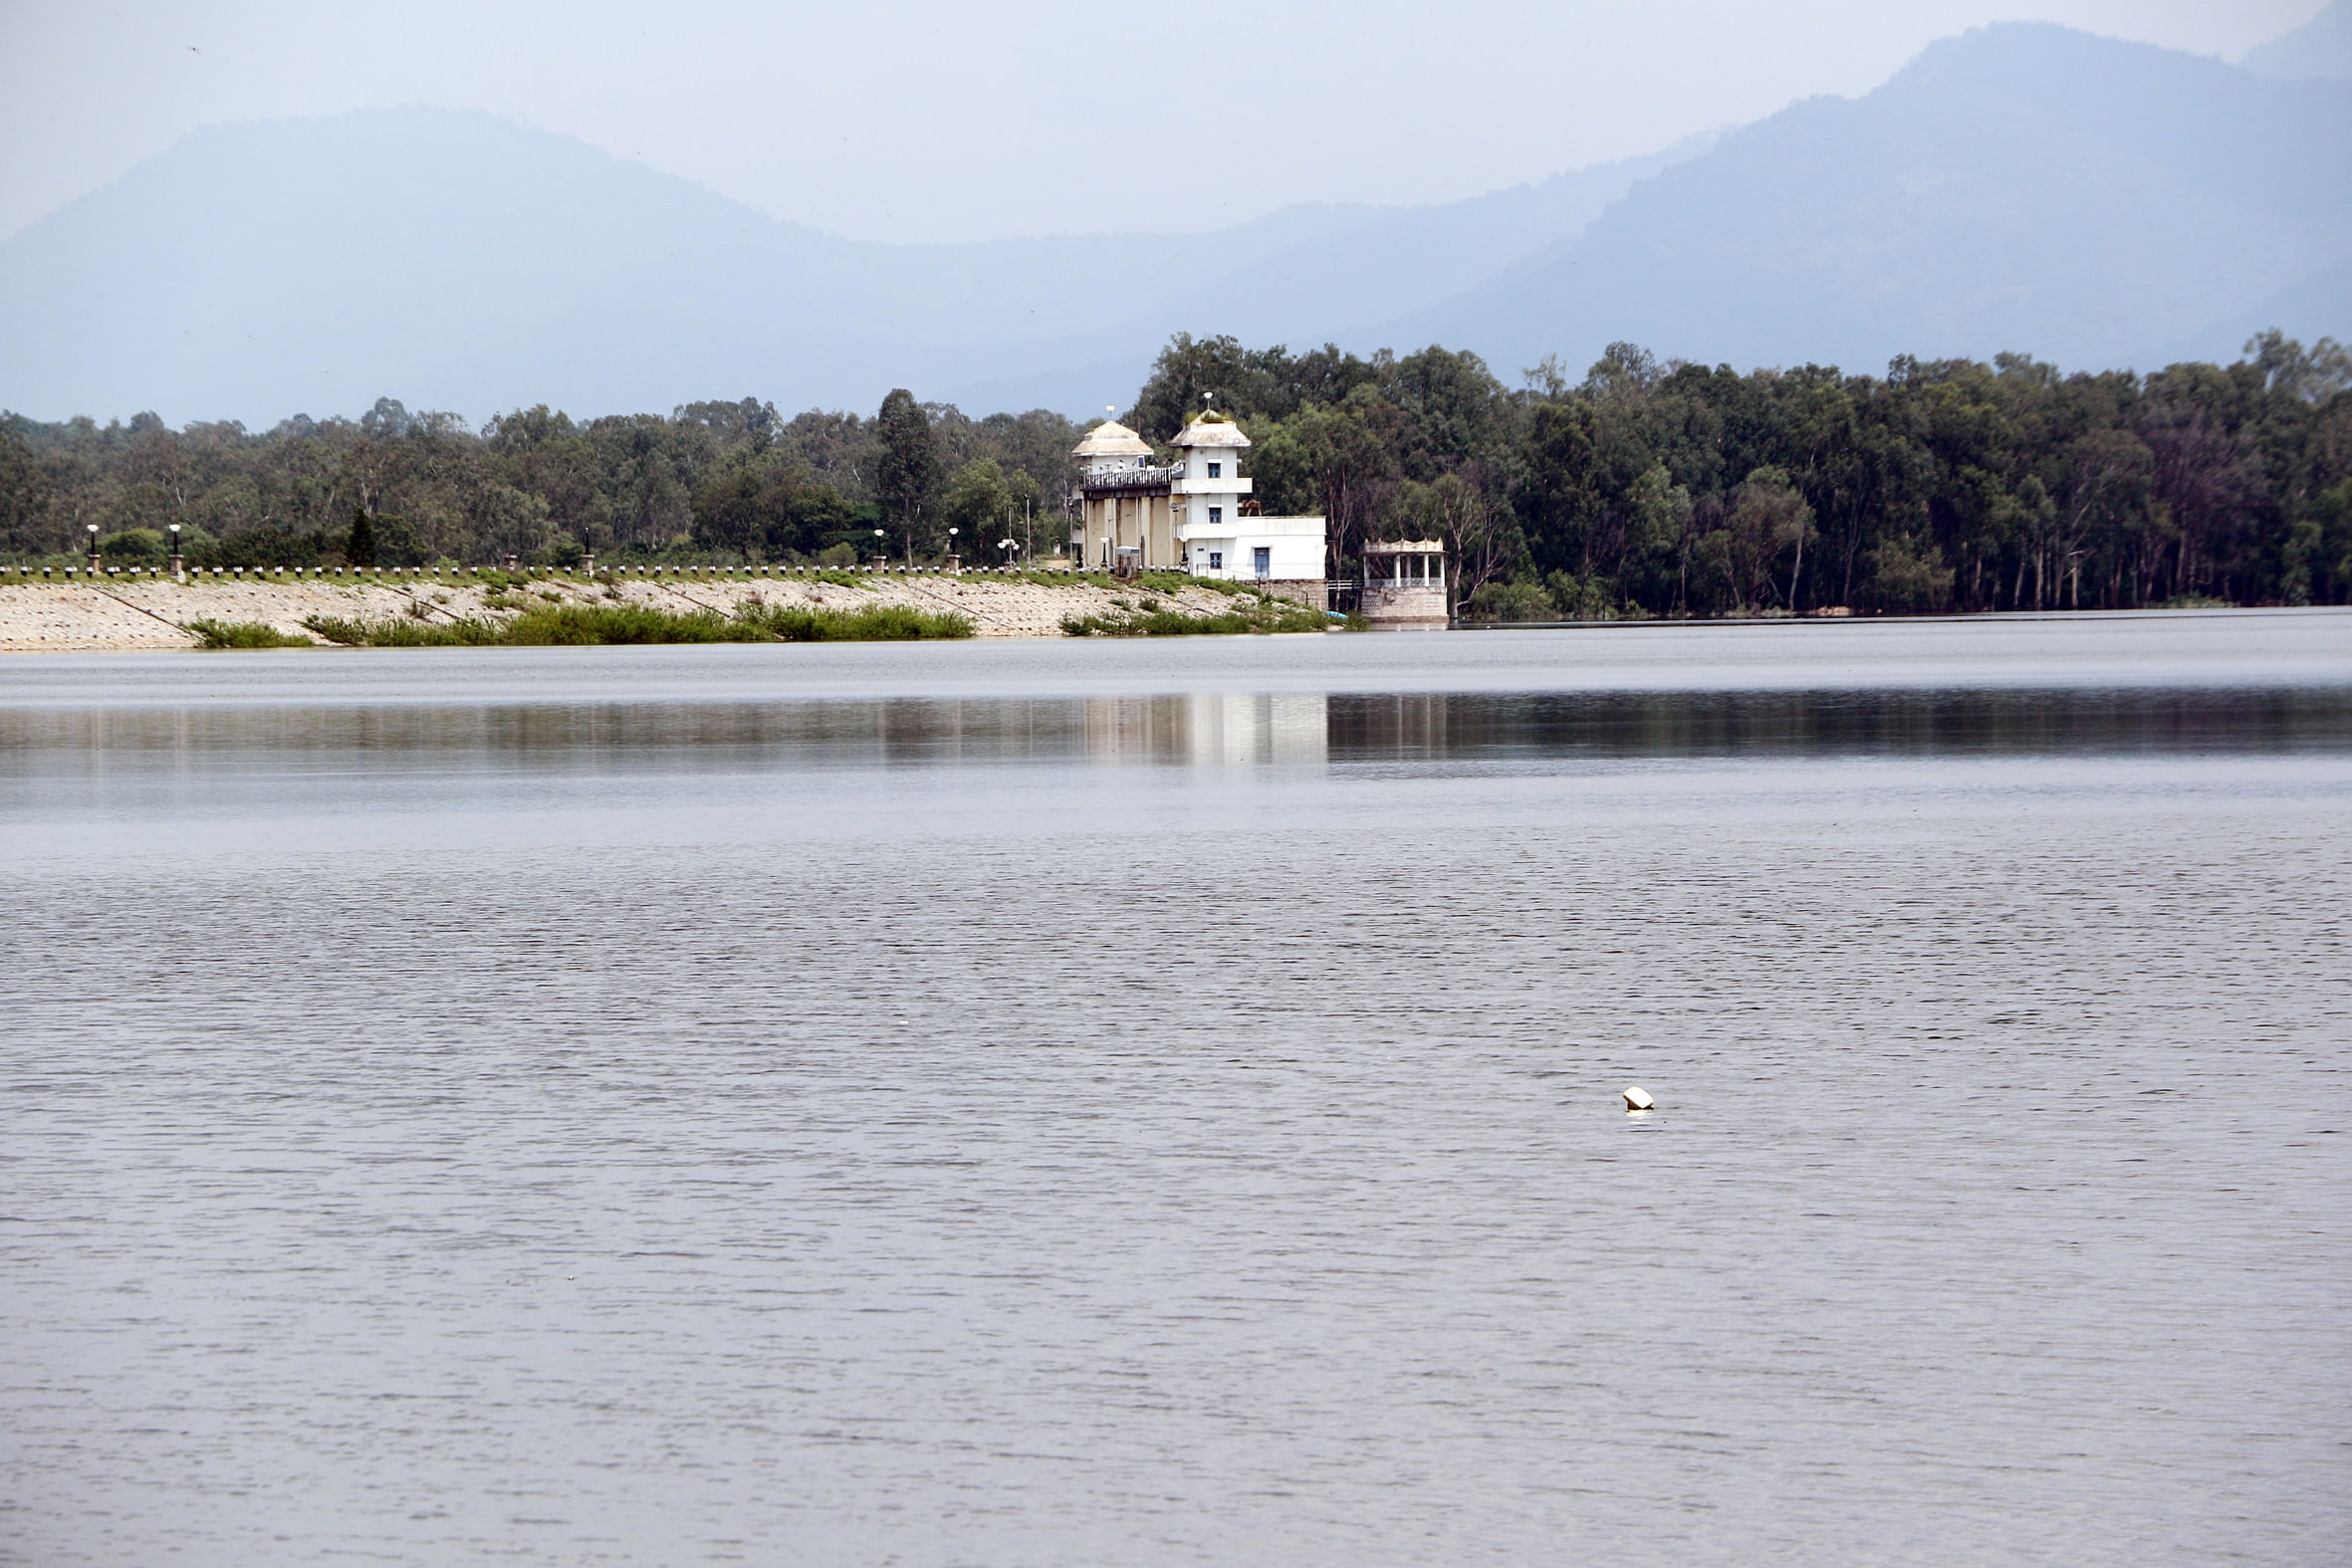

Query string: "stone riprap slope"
[0, 570, 1262, 651]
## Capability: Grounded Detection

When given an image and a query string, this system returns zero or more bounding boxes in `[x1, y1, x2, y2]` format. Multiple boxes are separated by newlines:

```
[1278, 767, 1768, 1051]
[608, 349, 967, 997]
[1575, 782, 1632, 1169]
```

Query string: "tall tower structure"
[1171, 415, 1252, 547]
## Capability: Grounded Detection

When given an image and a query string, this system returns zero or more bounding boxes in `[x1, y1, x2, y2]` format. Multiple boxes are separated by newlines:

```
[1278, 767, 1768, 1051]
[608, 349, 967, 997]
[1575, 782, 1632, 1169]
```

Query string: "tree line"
[1128, 330, 2352, 615]
[0, 393, 1077, 572]
[5, 330, 2348, 613]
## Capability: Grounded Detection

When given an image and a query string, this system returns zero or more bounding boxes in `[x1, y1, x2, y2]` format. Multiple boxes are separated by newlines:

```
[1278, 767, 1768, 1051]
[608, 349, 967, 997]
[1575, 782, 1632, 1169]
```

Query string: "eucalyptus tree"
[872, 388, 939, 560]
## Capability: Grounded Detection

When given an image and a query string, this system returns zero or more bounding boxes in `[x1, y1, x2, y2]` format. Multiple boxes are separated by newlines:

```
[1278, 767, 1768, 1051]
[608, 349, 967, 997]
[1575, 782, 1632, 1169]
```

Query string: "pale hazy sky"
[0, 0, 2326, 244]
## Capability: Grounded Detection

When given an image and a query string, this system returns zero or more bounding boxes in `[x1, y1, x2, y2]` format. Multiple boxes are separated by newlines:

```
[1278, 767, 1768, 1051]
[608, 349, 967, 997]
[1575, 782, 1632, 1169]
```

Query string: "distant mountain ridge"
[1393, 24, 2352, 380]
[2241, 0, 2352, 81]
[1, 19, 2346, 427]
[0, 111, 1694, 427]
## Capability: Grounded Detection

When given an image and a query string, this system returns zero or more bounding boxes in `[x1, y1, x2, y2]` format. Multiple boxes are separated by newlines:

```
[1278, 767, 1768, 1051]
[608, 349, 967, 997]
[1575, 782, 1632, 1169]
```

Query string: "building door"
[1253, 547, 1271, 579]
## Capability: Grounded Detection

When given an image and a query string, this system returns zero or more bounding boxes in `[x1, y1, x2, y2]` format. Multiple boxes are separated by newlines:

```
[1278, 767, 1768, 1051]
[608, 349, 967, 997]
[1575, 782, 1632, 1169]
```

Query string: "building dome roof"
[1071, 420, 1154, 459]
[1173, 416, 1251, 449]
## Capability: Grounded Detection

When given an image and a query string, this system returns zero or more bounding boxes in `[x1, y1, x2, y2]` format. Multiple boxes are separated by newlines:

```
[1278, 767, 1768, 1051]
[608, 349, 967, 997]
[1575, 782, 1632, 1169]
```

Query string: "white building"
[1071, 413, 1326, 602]
[1358, 539, 1449, 629]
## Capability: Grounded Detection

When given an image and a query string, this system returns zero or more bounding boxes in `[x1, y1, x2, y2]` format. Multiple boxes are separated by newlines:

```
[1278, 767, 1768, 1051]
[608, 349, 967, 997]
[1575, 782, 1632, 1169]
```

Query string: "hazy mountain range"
[3, 12, 2348, 427]
[1407, 23, 2352, 377]
[2242, 0, 2352, 80]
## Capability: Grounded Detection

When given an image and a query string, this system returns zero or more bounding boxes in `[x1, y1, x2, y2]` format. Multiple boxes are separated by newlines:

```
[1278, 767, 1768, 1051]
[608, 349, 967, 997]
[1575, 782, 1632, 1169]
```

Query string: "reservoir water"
[3, 611, 2349, 1565]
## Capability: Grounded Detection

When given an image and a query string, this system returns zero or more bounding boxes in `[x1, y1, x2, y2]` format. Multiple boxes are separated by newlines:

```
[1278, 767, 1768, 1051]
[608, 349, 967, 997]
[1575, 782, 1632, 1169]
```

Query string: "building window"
[1207, 462, 1221, 479]
[1254, 547, 1271, 578]
[1209, 507, 1222, 525]
[1208, 551, 1223, 570]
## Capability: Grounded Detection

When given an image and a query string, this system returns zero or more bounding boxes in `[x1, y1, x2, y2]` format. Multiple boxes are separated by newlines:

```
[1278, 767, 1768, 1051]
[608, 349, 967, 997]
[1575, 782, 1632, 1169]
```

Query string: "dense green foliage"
[11, 327, 2350, 613]
[2, 394, 1076, 573]
[1127, 330, 2352, 613]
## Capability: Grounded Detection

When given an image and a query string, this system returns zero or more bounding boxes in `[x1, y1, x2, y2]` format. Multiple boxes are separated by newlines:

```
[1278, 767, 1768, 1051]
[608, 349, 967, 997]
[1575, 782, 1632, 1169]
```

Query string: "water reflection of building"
[1082, 693, 1328, 767]
[1327, 693, 1455, 758]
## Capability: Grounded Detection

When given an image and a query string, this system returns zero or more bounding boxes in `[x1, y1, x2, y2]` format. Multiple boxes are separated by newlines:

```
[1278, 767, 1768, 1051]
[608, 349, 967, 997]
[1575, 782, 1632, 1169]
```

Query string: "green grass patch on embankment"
[735, 601, 972, 640]
[300, 613, 508, 646]
[300, 600, 971, 647]
[1060, 596, 1333, 636]
[1011, 567, 1257, 596]
[182, 618, 316, 649]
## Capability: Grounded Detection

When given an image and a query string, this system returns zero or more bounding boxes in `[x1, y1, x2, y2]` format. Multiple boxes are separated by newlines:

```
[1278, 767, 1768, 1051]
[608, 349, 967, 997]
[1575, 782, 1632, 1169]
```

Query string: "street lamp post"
[168, 523, 183, 582]
[86, 523, 100, 574]
[946, 526, 959, 574]
[871, 527, 887, 572]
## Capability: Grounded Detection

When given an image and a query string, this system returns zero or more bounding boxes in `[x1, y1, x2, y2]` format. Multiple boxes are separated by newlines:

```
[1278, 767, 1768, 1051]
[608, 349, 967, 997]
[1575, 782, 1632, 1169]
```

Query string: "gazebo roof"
[1071, 419, 1154, 459]
[1173, 416, 1251, 449]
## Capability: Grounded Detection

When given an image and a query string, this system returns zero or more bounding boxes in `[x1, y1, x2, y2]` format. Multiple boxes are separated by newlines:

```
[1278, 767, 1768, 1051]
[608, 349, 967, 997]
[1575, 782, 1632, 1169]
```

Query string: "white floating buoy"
[1623, 1085, 1655, 1112]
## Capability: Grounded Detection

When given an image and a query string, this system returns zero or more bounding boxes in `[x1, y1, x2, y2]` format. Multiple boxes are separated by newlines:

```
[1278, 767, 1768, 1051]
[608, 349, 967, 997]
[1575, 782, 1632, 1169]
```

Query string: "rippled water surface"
[4, 615, 2350, 1566]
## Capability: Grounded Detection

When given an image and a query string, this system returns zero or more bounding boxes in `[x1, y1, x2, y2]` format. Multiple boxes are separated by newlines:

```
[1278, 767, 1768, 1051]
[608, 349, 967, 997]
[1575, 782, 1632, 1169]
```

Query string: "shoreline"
[1, 575, 2333, 654]
[0, 571, 1264, 651]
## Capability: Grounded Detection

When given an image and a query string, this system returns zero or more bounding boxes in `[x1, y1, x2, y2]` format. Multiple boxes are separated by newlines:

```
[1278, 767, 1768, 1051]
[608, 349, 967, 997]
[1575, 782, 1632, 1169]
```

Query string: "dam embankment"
[0, 569, 1262, 651]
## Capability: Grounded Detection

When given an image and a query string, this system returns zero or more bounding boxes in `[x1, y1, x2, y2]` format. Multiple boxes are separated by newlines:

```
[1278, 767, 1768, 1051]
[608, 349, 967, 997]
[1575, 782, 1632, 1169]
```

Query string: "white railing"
[1082, 466, 1177, 492]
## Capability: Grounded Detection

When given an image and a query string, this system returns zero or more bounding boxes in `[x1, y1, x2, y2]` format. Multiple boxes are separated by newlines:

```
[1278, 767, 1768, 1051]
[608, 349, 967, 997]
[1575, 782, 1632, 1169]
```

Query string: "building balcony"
[1080, 466, 1178, 494]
